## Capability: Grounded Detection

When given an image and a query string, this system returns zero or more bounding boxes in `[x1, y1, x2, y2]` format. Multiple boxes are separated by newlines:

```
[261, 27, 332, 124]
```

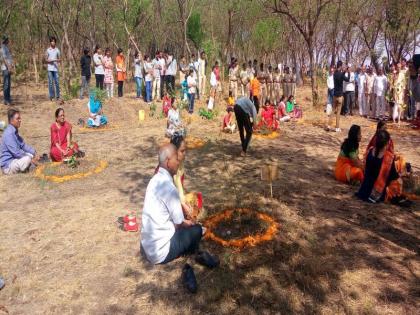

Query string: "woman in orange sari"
[50, 108, 82, 162]
[357, 130, 410, 206]
[115, 48, 126, 97]
[335, 125, 364, 184]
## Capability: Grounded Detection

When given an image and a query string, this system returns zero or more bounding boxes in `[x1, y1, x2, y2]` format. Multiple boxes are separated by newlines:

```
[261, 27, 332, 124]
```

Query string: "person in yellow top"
[227, 91, 235, 108]
[249, 75, 261, 113]
[115, 48, 126, 97]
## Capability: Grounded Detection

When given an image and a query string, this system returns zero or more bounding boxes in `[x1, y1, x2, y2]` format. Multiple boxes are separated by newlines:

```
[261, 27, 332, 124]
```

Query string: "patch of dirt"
[42, 159, 97, 176]
[212, 210, 270, 240]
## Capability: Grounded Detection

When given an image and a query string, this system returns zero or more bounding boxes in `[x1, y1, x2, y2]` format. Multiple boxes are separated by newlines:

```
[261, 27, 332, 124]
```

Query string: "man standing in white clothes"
[357, 65, 367, 117]
[373, 68, 388, 119]
[198, 51, 206, 99]
[152, 51, 162, 101]
[45, 37, 61, 101]
[165, 51, 177, 95]
[365, 66, 376, 118]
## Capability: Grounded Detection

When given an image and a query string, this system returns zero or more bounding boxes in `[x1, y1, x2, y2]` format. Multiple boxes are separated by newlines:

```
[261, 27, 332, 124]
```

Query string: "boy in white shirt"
[373, 68, 388, 119]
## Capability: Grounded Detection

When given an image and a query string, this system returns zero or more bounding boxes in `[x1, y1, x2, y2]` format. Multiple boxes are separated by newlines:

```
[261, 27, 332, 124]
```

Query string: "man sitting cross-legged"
[141, 144, 219, 292]
[0, 108, 40, 175]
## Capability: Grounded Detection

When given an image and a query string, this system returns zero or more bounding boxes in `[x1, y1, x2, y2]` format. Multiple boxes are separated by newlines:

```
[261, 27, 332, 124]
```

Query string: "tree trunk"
[308, 43, 318, 108]
[32, 53, 39, 84]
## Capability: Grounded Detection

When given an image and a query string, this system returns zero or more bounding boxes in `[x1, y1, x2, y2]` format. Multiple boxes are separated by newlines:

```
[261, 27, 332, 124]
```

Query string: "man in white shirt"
[152, 51, 162, 101]
[373, 68, 388, 119]
[141, 144, 202, 264]
[327, 66, 334, 105]
[159, 51, 166, 99]
[45, 37, 61, 101]
[165, 51, 177, 95]
[365, 66, 376, 118]
[189, 54, 200, 98]
[342, 64, 355, 115]
[198, 51, 206, 99]
[187, 69, 197, 113]
[357, 65, 367, 116]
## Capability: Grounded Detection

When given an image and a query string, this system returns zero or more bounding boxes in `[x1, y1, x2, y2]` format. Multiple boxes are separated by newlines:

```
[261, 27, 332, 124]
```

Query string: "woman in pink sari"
[50, 108, 81, 162]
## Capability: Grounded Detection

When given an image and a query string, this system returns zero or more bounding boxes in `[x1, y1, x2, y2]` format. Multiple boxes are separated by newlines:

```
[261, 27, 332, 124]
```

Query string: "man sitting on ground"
[1, 109, 40, 175]
[141, 144, 218, 267]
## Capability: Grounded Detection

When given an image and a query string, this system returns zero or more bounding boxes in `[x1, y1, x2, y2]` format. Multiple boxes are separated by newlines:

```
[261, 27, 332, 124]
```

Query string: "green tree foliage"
[187, 11, 204, 50]
[252, 18, 282, 55]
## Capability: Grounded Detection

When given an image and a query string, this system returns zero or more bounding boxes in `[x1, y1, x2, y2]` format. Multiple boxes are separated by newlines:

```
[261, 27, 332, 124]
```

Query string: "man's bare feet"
[240, 151, 246, 157]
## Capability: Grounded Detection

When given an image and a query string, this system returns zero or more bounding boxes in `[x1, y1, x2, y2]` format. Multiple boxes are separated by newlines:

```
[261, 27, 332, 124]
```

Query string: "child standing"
[103, 48, 114, 98]
[134, 51, 143, 99]
[187, 69, 197, 114]
[115, 48, 126, 97]
[143, 55, 153, 103]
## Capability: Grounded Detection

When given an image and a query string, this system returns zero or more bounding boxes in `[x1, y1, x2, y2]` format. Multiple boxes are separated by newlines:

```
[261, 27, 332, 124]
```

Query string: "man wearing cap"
[1, 36, 14, 105]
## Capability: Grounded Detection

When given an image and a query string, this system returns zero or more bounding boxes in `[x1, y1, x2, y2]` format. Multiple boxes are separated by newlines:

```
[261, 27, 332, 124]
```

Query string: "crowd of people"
[325, 58, 420, 132]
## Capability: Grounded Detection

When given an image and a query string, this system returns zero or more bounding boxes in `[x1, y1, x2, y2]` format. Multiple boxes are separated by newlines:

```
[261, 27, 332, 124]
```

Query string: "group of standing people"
[227, 59, 297, 112]
[326, 58, 420, 131]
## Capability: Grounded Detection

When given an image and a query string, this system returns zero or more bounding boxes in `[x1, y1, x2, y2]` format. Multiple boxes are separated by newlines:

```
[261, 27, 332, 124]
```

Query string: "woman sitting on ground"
[166, 101, 183, 137]
[335, 124, 364, 184]
[364, 121, 409, 204]
[258, 100, 278, 131]
[170, 134, 204, 221]
[50, 108, 83, 161]
[277, 95, 291, 122]
[221, 107, 236, 133]
[357, 129, 409, 205]
[286, 95, 303, 119]
[87, 93, 108, 127]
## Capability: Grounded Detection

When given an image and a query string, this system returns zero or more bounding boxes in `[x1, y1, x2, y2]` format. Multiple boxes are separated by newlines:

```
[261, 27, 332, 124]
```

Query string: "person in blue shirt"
[0, 109, 39, 174]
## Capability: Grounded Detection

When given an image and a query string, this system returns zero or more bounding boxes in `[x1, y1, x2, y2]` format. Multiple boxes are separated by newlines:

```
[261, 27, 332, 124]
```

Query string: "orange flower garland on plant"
[34, 160, 108, 183]
[204, 208, 279, 249]
[253, 131, 280, 140]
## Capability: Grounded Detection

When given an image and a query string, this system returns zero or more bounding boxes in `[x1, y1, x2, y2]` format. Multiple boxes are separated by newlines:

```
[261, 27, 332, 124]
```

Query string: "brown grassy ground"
[0, 81, 419, 315]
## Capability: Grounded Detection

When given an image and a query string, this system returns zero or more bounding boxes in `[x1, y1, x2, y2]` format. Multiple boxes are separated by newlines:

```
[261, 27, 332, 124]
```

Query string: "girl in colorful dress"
[103, 48, 114, 98]
[115, 48, 126, 97]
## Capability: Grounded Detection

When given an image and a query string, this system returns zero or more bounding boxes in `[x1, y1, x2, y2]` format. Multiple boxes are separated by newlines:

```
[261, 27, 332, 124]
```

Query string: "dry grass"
[0, 81, 419, 315]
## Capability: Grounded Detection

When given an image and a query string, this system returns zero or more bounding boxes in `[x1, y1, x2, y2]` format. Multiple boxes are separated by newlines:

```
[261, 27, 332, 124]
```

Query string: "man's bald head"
[158, 143, 179, 175]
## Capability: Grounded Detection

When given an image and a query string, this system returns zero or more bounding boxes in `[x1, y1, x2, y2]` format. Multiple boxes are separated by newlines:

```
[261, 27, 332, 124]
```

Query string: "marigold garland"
[161, 136, 206, 149]
[254, 131, 280, 140]
[186, 136, 206, 149]
[204, 208, 279, 249]
[78, 124, 119, 133]
[34, 160, 108, 183]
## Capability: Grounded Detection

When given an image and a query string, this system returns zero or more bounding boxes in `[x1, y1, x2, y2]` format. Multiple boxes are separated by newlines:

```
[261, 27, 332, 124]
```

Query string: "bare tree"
[266, 0, 333, 108]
